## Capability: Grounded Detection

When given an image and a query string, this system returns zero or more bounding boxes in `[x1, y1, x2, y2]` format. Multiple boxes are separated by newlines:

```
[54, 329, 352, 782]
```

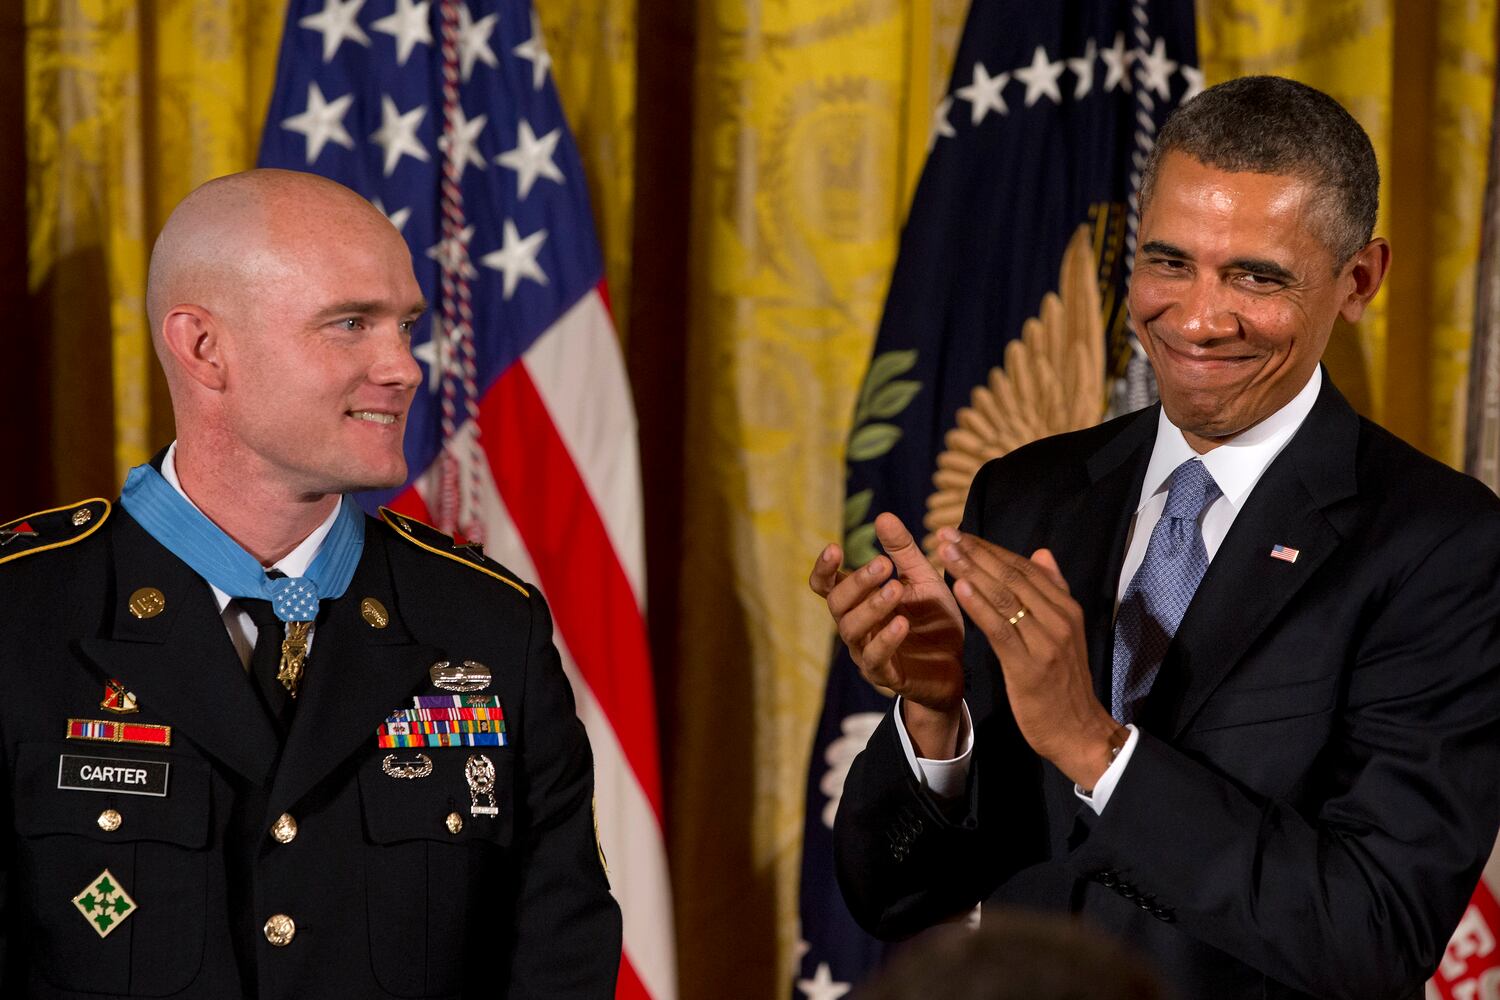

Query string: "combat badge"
[429, 659, 491, 692]
[465, 754, 498, 817]
[72, 869, 137, 938]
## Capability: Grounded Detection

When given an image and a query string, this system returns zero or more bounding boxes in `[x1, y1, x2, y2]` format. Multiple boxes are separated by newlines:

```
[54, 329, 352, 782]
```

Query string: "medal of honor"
[277, 620, 313, 698]
[118, 466, 367, 705]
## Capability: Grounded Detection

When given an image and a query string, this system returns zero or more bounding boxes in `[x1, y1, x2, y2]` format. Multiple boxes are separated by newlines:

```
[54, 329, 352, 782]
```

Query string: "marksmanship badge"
[465, 754, 498, 817]
[72, 869, 137, 938]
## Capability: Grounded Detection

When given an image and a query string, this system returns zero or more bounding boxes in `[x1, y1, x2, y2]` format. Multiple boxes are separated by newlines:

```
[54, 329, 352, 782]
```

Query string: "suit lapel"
[77, 510, 280, 785]
[1136, 377, 1361, 738]
[267, 526, 439, 820]
[1046, 410, 1156, 707]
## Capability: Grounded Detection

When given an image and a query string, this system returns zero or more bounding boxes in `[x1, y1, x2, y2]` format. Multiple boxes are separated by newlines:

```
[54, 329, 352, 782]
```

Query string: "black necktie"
[239, 597, 293, 732]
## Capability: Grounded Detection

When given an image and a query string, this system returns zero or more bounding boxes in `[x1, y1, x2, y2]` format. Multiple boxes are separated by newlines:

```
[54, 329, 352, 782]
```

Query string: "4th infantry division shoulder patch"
[72, 869, 137, 938]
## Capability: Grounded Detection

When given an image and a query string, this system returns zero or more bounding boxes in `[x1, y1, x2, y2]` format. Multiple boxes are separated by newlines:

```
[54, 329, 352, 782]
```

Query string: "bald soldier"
[0, 170, 621, 998]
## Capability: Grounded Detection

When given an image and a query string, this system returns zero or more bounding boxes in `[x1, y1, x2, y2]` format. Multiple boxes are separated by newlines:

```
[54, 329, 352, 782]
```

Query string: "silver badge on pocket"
[429, 660, 492, 692]
[465, 754, 498, 817]
[382, 753, 433, 779]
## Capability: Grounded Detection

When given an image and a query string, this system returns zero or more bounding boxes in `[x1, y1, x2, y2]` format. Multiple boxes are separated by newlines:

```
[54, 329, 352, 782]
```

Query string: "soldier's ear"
[160, 304, 227, 392]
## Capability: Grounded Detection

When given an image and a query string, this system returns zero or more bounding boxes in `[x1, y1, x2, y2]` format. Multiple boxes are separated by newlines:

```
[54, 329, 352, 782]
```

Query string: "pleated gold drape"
[530, 0, 638, 338]
[668, 1, 968, 994]
[1199, 0, 1497, 466]
[16, 2, 1499, 998]
[25, 1, 285, 500]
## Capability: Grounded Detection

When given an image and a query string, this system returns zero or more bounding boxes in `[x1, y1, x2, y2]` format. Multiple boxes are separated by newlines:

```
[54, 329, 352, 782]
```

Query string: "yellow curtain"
[26, 0, 285, 494]
[670, 0, 967, 995]
[1198, 0, 1496, 466]
[534, 0, 637, 339]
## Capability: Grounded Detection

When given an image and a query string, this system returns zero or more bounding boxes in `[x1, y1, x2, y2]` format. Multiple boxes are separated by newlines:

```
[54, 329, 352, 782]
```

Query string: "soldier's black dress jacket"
[0, 498, 621, 998]
[835, 378, 1500, 999]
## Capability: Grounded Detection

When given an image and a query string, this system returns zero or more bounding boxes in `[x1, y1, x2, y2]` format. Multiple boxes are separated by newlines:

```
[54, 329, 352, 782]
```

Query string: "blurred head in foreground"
[857, 912, 1167, 1000]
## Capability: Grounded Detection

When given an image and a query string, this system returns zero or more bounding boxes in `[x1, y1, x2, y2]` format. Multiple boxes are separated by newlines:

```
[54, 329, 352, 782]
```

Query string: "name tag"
[57, 754, 170, 797]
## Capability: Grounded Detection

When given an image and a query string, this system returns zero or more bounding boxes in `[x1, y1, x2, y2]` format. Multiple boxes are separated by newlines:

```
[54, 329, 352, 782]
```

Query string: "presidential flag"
[258, 3, 675, 997]
[793, 2, 1197, 995]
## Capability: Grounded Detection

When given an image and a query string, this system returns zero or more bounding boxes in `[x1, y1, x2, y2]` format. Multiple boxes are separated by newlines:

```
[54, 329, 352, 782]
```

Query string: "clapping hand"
[809, 513, 966, 758]
[936, 527, 1125, 790]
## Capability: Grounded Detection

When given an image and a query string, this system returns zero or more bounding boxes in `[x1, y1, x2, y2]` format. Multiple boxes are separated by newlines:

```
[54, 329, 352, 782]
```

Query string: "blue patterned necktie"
[1111, 458, 1223, 724]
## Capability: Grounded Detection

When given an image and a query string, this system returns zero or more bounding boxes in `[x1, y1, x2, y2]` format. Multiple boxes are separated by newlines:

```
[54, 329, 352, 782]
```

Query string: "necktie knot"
[1161, 459, 1222, 523]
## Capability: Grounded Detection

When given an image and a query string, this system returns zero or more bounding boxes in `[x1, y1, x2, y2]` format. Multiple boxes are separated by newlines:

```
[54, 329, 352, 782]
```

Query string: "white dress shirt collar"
[1135, 365, 1323, 515]
[160, 441, 341, 612]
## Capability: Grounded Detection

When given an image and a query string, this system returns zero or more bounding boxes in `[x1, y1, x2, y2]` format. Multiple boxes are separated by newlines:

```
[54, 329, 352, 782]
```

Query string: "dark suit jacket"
[836, 378, 1500, 999]
[0, 501, 621, 998]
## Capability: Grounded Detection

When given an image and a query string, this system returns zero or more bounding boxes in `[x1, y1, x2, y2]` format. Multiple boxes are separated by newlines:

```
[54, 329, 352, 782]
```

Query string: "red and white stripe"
[396, 284, 676, 1000]
[1430, 835, 1500, 999]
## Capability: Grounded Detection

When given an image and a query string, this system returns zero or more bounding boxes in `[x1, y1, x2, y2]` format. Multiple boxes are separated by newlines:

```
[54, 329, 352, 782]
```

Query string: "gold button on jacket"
[271, 813, 298, 844]
[263, 914, 296, 947]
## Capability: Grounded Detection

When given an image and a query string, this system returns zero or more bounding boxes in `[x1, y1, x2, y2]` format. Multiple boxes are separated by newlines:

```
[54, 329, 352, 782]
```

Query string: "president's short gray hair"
[1139, 75, 1379, 266]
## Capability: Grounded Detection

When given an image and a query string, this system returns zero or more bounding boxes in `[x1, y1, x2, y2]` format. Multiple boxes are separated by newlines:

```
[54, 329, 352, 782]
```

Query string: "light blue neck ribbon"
[120, 464, 364, 623]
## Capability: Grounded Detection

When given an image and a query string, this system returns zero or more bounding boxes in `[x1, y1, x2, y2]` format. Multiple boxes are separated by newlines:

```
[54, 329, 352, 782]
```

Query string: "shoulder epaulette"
[378, 506, 529, 597]
[0, 498, 111, 567]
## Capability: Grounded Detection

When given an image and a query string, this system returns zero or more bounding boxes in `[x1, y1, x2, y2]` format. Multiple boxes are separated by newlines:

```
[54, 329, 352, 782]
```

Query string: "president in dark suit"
[0, 169, 620, 997]
[810, 76, 1500, 999]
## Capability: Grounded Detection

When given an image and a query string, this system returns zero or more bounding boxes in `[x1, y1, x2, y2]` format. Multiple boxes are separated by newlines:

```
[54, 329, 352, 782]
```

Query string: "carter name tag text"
[57, 754, 170, 797]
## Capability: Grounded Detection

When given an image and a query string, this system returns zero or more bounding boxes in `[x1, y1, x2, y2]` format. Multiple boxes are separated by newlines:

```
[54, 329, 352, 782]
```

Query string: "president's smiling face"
[1129, 151, 1382, 452]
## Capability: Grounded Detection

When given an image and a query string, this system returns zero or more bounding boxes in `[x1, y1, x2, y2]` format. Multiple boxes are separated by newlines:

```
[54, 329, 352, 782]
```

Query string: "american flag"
[258, 3, 675, 997]
[1433, 841, 1500, 999]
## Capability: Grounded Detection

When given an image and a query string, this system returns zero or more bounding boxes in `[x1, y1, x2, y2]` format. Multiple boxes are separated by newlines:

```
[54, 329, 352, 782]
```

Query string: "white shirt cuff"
[895, 697, 974, 800]
[1073, 724, 1139, 814]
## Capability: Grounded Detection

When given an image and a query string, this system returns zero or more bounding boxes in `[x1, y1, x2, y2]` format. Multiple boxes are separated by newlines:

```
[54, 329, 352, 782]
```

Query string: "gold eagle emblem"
[921, 224, 1109, 559]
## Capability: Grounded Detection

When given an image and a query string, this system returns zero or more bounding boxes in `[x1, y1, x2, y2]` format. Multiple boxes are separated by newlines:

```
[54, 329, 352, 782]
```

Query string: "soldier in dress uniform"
[0, 169, 621, 998]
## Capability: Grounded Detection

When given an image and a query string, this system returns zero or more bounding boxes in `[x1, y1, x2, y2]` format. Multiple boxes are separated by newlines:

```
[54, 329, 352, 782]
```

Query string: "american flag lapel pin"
[1270, 544, 1300, 564]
